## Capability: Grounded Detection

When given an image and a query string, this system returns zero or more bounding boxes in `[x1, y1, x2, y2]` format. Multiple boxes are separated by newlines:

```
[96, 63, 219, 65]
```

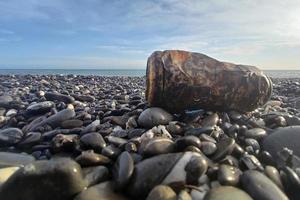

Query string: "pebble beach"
[0, 74, 300, 200]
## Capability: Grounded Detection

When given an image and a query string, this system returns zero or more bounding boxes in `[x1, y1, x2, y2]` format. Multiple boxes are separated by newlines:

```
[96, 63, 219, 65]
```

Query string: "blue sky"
[0, 0, 300, 69]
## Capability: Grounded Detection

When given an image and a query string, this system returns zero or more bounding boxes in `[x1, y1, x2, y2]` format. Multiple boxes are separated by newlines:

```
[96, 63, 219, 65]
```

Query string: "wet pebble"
[138, 107, 173, 128]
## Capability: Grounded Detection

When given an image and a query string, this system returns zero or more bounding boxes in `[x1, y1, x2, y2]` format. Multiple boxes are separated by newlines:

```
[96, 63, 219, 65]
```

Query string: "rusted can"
[146, 50, 272, 113]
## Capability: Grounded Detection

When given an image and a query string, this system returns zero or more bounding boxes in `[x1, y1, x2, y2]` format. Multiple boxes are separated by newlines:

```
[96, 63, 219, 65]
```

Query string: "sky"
[0, 0, 300, 70]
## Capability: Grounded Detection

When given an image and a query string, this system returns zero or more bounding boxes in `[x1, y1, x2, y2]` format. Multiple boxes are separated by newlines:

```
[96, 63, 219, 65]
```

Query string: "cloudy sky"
[0, 0, 299, 69]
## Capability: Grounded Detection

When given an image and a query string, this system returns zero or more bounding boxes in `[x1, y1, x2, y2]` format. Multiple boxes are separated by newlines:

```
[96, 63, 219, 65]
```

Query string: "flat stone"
[0, 158, 86, 200]
[74, 181, 128, 200]
[146, 185, 176, 200]
[263, 126, 300, 159]
[204, 186, 253, 200]
[138, 107, 173, 128]
[241, 170, 289, 200]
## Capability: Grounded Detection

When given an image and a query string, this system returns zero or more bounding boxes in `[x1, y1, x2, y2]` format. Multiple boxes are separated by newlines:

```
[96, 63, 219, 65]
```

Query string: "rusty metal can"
[146, 50, 272, 113]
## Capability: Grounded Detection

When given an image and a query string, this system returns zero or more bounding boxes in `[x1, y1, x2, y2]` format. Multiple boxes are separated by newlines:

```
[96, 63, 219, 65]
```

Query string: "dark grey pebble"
[212, 138, 235, 161]
[101, 145, 121, 159]
[241, 170, 289, 200]
[142, 137, 175, 156]
[146, 185, 177, 200]
[201, 113, 219, 127]
[204, 186, 253, 200]
[45, 92, 75, 104]
[138, 107, 173, 128]
[61, 119, 83, 129]
[0, 128, 24, 146]
[82, 166, 109, 187]
[113, 151, 134, 189]
[244, 128, 267, 140]
[74, 181, 128, 200]
[128, 153, 183, 198]
[218, 164, 241, 186]
[0, 158, 86, 200]
[175, 135, 201, 150]
[76, 150, 111, 167]
[201, 141, 217, 156]
[80, 132, 106, 152]
[264, 165, 284, 190]
[17, 132, 41, 148]
[26, 101, 54, 115]
[263, 126, 300, 159]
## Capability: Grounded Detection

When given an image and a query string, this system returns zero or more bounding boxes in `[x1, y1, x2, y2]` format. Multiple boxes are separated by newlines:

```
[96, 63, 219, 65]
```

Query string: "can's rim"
[146, 52, 164, 106]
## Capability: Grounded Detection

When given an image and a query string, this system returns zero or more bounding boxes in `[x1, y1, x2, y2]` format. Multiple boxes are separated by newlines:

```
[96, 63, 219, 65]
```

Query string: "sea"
[0, 69, 299, 78]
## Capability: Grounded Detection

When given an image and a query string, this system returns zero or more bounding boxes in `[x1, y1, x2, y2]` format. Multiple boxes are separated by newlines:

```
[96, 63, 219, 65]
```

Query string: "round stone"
[0, 158, 86, 200]
[142, 137, 175, 156]
[263, 126, 300, 159]
[80, 132, 106, 152]
[146, 185, 177, 200]
[204, 186, 253, 200]
[138, 107, 173, 128]
[175, 135, 201, 150]
[201, 142, 217, 156]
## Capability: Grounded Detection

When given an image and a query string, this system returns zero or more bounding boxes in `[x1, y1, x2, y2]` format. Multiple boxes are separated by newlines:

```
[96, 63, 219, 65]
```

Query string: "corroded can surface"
[146, 50, 272, 113]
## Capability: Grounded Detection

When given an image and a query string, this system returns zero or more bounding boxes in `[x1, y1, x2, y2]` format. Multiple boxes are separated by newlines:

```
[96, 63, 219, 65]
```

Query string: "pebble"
[264, 165, 284, 190]
[218, 164, 241, 186]
[26, 101, 54, 115]
[204, 186, 253, 200]
[76, 150, 111, 167]
[0, 158, 86, 200]
[201, 141, 217, 156]
[146, 185, 177, 200]
[263, 126, 300, 159]
[244, 128, 267, 140]
[45, 92, 75, 104]
[212, 138, 235, 161]
[0, 128, 24, 146]
[61, 119, 84, 129]
[241, 170, 289, 200]
[142, 137, 175, 156]
[83, 166, 109, 187]
[74, 181, 128, 200]
[80, 132, 106, 152]
[113, 152, 134, 189]
[0, 152, 35, 167]
[138, 107, 173, 128]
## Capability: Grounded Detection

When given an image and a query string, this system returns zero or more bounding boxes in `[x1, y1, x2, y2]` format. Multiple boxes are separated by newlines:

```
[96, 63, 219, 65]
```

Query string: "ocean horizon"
[0, 68, 299, 78]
